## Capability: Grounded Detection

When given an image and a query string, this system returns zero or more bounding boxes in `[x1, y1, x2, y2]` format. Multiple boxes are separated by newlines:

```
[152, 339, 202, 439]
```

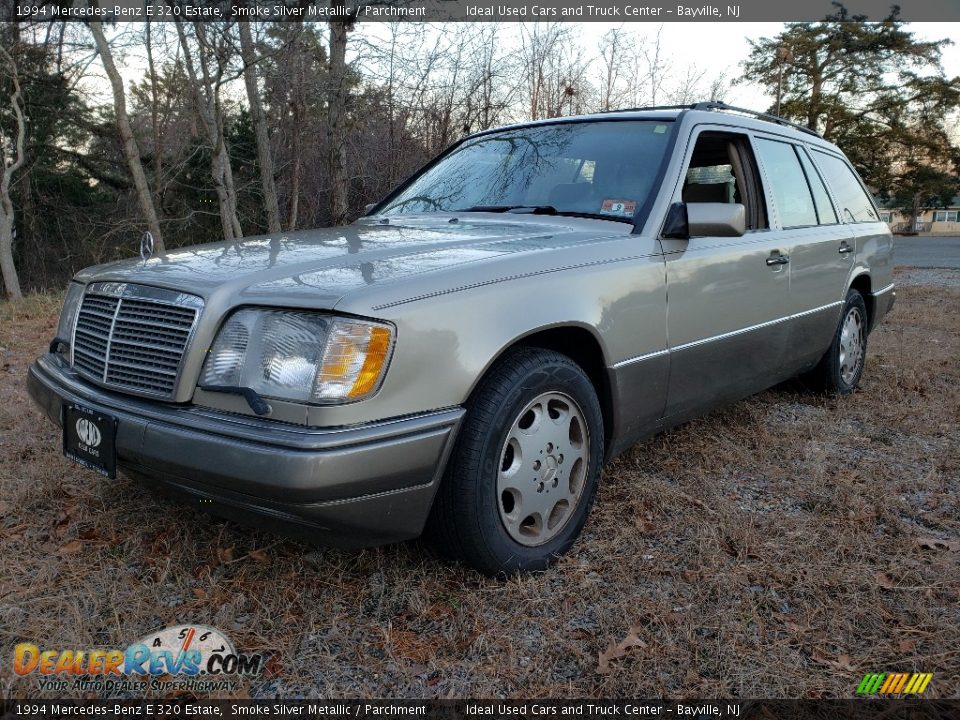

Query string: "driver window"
[683, 132, 767, 230]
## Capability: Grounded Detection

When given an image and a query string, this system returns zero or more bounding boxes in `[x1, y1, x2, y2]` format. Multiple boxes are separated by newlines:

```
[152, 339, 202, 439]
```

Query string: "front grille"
[71, 283, 203, 399]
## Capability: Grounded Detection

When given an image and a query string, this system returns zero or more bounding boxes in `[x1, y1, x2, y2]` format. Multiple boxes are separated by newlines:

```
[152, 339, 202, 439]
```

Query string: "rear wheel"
[428, 347, 604, 576]
[806, 288, 868, 394]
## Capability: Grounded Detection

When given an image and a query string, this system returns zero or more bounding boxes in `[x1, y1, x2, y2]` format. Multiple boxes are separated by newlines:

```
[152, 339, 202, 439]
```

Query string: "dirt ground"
[1, 270, 957, 700]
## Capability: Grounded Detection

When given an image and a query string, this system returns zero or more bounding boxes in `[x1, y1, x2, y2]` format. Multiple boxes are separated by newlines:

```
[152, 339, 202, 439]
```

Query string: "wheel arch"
[847, 273, 875, 329]
[465, 323, 615, 457]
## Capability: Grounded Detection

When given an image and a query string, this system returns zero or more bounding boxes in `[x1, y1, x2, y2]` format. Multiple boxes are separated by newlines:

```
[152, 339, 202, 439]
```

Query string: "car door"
[660, 127, 793, 421]
[809, 146, 895, 316]
[751, 136, 854, 373]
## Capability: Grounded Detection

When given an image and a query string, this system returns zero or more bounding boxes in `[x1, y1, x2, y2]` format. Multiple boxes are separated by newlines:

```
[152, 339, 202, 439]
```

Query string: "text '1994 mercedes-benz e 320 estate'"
[30, 102, 894, 575]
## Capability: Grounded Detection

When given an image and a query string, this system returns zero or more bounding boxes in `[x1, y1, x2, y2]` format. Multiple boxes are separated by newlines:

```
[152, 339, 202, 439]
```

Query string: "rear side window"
[811, 150, 878, 223]
[797, 148, 838, 224]
[754, 138, 818, 228]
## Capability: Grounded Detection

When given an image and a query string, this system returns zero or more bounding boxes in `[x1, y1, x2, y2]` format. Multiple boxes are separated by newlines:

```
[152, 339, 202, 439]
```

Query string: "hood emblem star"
[140, 230, 155, 260]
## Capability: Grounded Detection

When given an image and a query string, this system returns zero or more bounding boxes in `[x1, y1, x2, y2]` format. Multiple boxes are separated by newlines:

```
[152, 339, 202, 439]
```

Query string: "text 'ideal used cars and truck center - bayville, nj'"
[465, 4, 741, 17]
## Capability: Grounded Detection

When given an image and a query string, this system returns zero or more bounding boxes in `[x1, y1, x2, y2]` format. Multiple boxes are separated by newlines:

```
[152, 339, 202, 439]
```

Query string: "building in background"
[877, 196, 960, 235]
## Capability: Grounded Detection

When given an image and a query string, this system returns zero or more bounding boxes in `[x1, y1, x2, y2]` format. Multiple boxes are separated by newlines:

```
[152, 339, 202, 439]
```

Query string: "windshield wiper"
[460, 205, 558, 215]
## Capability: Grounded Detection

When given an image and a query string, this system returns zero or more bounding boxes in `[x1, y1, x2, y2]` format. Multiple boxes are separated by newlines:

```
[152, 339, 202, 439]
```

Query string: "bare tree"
[665, 63, 731, 104]
[467, 24, 513, 131]
[519, 23, 558, 120]
[175, 20, 242, 240]
[0, 43, 25, 300]
[263, 21, 311, 231]
[238, 20, 281, 234]
[599, 27, 635, 112]
[456, 24, 516, 134]
[707, 71, 731, 102]
[144, 20, 163, 209]
[327, 8, 353, 226]
[89, 21, 166, 254]
[666, 64, 708, 105]
[519, 23, 590, 120]
[642, 26, 667, 106]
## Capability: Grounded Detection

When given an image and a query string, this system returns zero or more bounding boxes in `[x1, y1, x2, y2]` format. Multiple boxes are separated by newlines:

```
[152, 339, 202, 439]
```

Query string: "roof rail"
[691, 101, 822, 137]
[598, 103, 701, 113]
[598, 101, 822, 138]
[596, 103, 702, 115]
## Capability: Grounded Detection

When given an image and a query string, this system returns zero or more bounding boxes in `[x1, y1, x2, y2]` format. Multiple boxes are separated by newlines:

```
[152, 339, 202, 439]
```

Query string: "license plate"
[63, 404, 118, 478]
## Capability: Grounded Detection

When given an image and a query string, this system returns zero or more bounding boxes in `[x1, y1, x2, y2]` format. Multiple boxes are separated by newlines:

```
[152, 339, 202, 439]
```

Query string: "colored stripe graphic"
[879, 674, 898, 694]
[903, 674, 920, 694]
[868, 673, 887, 693]
[857, 673, 885, 694]
[891, 673, 909, 693]
[858, 672, 933, 695]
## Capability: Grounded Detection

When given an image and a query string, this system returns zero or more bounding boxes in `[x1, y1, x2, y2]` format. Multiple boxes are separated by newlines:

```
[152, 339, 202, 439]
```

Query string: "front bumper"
[28, 354, 464, 547]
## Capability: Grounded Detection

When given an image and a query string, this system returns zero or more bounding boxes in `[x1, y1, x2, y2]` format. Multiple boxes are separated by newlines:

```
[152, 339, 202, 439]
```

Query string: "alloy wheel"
[496, 391, 590, 547]
[839, 306, 865, 385]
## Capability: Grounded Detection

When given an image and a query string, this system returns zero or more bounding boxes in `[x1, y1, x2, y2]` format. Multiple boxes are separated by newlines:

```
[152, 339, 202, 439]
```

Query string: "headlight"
[57, 282, 85, 361]
[199, 309, 394, 405]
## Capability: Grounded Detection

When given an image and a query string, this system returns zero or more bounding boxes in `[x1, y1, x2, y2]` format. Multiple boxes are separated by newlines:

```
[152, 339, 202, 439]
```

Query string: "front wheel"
[806, 288, 868, 394]
[428, 348, 604, 576]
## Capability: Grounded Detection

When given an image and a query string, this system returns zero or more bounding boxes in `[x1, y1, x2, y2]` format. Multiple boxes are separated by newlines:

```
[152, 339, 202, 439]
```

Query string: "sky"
[581, 22, 797, 107]
[556, 21, 960, 110]
[100, 21, 960, 121]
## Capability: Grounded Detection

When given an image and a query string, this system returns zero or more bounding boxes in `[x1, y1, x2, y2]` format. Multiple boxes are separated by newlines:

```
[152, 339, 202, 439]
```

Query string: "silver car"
[28, 103, 895, 575]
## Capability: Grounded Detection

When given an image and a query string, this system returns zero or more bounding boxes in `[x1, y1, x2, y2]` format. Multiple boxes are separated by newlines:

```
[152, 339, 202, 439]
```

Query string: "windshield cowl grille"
[70, 283, 203, 400]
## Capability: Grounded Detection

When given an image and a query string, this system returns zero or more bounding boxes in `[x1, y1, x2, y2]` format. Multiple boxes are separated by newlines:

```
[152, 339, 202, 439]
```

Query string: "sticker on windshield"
[600, 199, 637, 218]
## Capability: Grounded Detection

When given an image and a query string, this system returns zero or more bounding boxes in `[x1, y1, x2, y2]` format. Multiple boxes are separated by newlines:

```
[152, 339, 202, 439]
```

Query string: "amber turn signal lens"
[348, 326, 392, 398]
[313, 319, 394, 403]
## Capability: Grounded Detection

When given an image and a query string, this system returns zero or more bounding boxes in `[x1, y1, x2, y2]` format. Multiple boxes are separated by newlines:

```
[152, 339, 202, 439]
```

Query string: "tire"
[427, 347, 604, 576]
[805, 288, 868, 395]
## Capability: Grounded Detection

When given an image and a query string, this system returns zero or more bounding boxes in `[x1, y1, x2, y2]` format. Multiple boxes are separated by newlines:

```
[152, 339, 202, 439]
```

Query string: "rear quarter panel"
[852, 222, 895, 290]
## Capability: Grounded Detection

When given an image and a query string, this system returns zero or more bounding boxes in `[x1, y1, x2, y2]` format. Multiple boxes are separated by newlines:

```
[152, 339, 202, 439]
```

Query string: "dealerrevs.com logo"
[14, 624, 267, 693]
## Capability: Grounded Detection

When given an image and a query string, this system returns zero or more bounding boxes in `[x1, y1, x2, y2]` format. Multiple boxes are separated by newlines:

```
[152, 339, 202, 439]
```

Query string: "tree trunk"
[219, 125, 243, 238]
[288, 110, 302, 230]
[238, 20, 281, 234]
[89, 21, 166, 254]
[210, 134, 237, 241]
[910, 196, 921, 234]
[807, 55, 824, 133]
[175, 20, 242, 241]
[0, 214, 22, 302]
[0, 43, 27, 300]
[145, 20, 163, 209]
[327, 11, 351, 226]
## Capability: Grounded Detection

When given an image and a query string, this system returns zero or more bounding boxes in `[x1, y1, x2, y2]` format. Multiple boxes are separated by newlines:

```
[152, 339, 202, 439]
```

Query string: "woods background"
[0, 10, 958, 300]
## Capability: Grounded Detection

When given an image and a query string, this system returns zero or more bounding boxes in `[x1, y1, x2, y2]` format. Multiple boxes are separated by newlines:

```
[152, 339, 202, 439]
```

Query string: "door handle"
[839, 242, 854, 255]
[766, 254, 790, 266]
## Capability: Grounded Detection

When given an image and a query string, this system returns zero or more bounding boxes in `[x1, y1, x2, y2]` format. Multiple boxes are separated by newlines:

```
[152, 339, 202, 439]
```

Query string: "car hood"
[74, 216, 622, 309]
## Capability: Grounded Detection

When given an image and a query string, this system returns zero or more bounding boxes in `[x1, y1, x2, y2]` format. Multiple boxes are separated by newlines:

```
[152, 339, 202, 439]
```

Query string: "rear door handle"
[839, 242, 854, 255]
[766, 254, 790, 266]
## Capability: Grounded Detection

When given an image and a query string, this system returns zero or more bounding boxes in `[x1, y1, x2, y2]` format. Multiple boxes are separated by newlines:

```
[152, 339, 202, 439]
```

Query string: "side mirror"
[662, 202, 746, 239]
[364, 203, 377, 215]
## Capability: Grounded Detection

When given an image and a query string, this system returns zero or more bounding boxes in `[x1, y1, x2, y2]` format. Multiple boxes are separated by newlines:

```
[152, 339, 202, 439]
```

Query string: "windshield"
[378, 120, 673, 222]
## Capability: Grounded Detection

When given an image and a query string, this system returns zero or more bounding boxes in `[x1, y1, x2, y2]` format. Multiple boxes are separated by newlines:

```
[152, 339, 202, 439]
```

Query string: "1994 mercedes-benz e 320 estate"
[29, 103, 895, 575]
